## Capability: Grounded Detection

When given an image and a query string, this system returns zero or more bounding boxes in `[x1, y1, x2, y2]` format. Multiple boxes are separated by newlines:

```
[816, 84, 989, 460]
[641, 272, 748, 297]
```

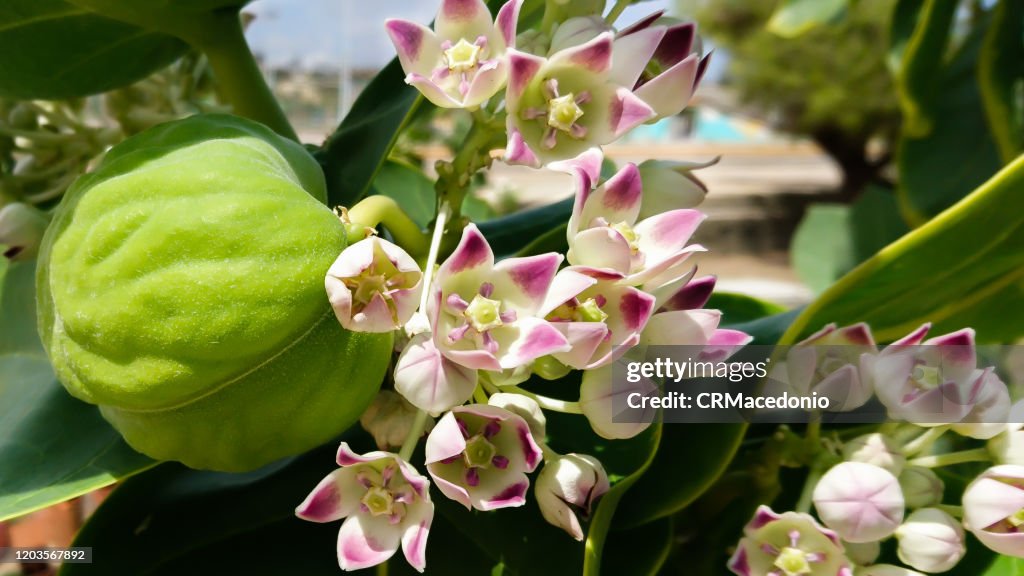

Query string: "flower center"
[465, 294, 504, 332]
[610, 221, 641, 254]
[463, 434, 498, 469]
[547, 93, 585, 132]
[361, 486, 395, 517]
[1009, 508, 1024, 528]
[773, 547, 812, 576]
[547, 295, 608, 324]
[911, 364, 942, 390]
[351, 273, 388, 305]
[445, 38, 482, 72]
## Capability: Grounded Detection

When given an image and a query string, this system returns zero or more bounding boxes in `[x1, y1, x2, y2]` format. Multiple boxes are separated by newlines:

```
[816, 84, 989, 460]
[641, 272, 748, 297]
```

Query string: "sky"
[244, 0, 675, 70]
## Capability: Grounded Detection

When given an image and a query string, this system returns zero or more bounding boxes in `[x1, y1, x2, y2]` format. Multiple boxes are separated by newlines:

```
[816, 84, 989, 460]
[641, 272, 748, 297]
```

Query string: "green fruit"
[37, 114, 391, 472]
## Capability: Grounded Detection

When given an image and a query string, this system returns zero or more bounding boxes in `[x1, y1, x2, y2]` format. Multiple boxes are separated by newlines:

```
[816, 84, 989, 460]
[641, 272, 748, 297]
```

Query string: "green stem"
[903, 425, 950, 456]
[398, 410, 430, 462]
[909, 447, 992, 468]
[435, 118, 501, 248]
[605, 0, 631, 24]
[347, 196, 430, 258]
[795, 459, 826, 514]
[495, 382, 583, 414]
[937, 504, 964, 518]
[189, 13, 298, 141]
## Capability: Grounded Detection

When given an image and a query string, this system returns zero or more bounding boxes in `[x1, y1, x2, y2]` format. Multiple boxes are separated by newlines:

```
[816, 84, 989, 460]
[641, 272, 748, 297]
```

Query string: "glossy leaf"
[601, 518, 673, 576]
[706, 292, 786, 325]
[888, 0, 925, 71]
[615, 424, 745, 528]
[0, 0, 188, 100]
[480, 198, 573, 258]
[894, 0, 958, 137]
[896, 7, 1002, 220]
[317, 59, 423, 209]
[0, 262, 154, 523]
[792, 186, 909, 293]
[766, 0, 848, 38]
[780, 154, 1024, 345]
[371, 160, 496, 228]
[978, 0, 1024, 163]
[982, 555, 1024, 575]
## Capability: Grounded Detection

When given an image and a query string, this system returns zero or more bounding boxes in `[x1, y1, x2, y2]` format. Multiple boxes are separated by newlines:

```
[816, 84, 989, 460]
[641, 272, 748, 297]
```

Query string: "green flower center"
[465, 294, 504, 332]
[911, 364, 942, 390]
[773, 547, 812, 576]
[547, 93, 585, 132]
[1009, 508, 1024, 528]
[361, 486, 395, 517]
[577, 298, 609, 323]
[445, 38, 482, 72]
[610, 221, 641, 254]
[464, 434, 497, 468]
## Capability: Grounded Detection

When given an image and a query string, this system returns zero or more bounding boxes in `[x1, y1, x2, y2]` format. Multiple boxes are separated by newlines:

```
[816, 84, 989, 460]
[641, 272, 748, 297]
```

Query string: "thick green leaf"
[615, 424, 745, 528]
[479, 198, 573, 258]
[601, 518, 672, 576]
[318, 59, 423, 209]
[792, 187, 909, 293]
[978, 0, 1024, 163]
[896, 8, 1003, 220]
[0, 261, 154, 523]
[582, 420, 662, 575]
[706, 292, 786, 325]
[983, 555, 1024, 575]
[894, 0, 958, 137]
[780, 155, 1024, 345]
[792, 204, 855, 294]
[888, 0, 926, 71]
[766, 0, 848, 38]
[0, 0, 188, 99]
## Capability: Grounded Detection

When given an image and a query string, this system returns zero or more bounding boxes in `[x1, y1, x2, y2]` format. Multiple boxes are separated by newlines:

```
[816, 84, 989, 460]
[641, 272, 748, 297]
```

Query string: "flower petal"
[653, 22, 696, 69]
[606, 86, 657, 138]
[385, 19, 442, 77]
[551, 321, 610, 369]
[580, 365, 656, 439]
[539, 268, 598, 317]
[395, 334, 479, 414]
[337, 514, 402, 571]
[579, 163, 643, 230]
[435, 0, 493, 43]
[634, 53, 699, 119]
[425, 411, 470, 464]
[406, 73, 464, 108]
[492, 252, 562, 316]
[610, 26, 665, 88]
[401, 500, 433, 573]
[549, 147, 604, 186]
[439, 223, 494, 277]
[463, 60, 509, 107]
[504, 126, 541, 168]
[494, 0, 523, 47]
[641, 309, 721, 346]
[496, 317, 571, 368]
[295, 468, 361, 522]
[549, 32, 614, 73]
[661, 274, 716, 311]
[568, 226, 633, 273]
[633, 208, 705, 263]
[506, 49, 545, 107]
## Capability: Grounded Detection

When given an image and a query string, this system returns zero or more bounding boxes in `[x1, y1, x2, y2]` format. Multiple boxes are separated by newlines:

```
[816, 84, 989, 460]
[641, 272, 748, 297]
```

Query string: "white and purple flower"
[728, 505, 852, 576]
[504, 33, 655, 169]
[812, 462, 905, 544]
[326, 236, 424, 333]
[425, 404, 543, 510]
[386, 0, 523, 109]
[962, 465, 1024, 557]
[535, 453, 610, 541]
[296, 443, 433, 573]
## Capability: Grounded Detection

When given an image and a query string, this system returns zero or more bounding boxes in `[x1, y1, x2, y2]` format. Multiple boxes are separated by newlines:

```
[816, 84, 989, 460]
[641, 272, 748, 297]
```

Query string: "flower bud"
[812, 462, 905, 543]
[360, 390, 434, 450]
[989, 426, 1024, 465]
[898, 466, 944, 509]
[536, 453, 609, 540]
[0, 203, 48, 261]
[844, 540, 880, 566]
[636, 158, 715, 220]
[727, 506, 850, 576]
[325, 236, 423, 333]
[894, 508, 966, 573]
[487, 392, 546, 438]
[962, 465, 1024, 557]
[843, 433, 906, 475]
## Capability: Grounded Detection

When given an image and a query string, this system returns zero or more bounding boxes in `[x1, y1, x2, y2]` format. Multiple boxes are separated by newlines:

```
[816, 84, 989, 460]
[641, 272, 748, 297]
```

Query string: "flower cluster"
[295, 0, 734, 571]
[731, 322, 1024, 575]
